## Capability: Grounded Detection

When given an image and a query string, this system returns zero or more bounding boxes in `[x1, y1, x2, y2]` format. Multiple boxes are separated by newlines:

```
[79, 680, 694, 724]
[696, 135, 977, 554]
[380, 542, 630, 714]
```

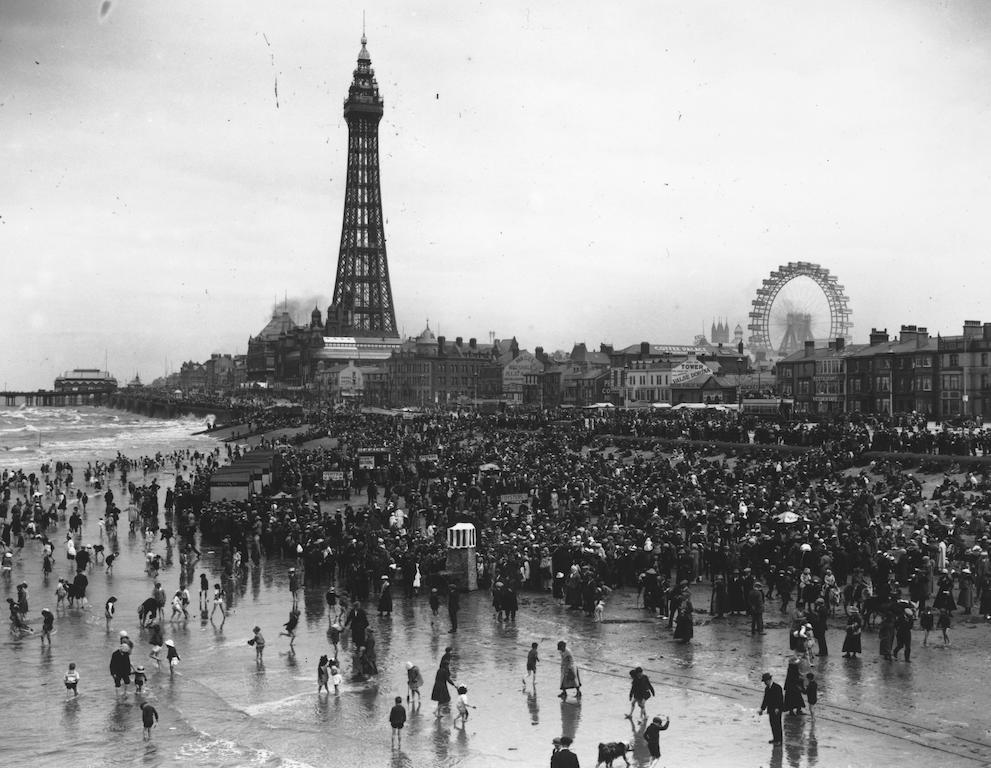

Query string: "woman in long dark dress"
[980, 574, 991, 619]
[377, 578, 393, 617]
[842, 608, 863, 658]
[710, 576, 728, 618]
[673, 597, 694, 643]
[783, 657, 805, 715]
[358, 628, 378, 675]
[430, 662, 457, 716]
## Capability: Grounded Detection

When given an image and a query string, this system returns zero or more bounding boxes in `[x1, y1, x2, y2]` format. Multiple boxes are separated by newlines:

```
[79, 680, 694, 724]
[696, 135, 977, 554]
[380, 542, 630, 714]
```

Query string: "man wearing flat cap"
[550, 735, 579, 767]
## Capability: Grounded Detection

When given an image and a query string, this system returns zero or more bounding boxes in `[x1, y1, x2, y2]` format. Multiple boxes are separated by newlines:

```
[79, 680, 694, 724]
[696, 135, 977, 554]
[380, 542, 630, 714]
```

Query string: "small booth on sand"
[446, 523, 478, 592]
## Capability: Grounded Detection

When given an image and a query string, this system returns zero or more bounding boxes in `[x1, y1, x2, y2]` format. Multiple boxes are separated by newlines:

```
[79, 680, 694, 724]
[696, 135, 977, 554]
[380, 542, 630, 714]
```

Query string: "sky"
[3, 0, 991, 389]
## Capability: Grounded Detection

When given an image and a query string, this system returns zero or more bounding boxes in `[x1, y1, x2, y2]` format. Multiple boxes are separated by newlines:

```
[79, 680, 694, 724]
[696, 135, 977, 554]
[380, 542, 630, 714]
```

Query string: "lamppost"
[736, 356, 744, 417]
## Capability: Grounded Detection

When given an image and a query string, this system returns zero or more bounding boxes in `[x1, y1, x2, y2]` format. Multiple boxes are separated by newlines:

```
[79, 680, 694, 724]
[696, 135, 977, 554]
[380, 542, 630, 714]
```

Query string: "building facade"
[937, 321, 991, 418]
[385, 327, 507, 407]
[776, 325, 938, 416]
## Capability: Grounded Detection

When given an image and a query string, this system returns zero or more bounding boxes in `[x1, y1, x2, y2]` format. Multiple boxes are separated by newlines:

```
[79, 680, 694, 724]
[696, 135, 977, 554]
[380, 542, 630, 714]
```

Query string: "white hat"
[120, 630, 129, 637]
[165, 639, 175, 647]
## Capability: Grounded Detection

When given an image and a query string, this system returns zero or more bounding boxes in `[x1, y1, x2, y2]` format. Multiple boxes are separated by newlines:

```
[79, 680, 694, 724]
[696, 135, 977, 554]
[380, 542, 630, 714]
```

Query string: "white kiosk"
[446, 523, 478, 592]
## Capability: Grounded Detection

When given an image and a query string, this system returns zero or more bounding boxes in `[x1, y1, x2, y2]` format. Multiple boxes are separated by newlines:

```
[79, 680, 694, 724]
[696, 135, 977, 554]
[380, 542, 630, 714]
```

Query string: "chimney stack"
[869, 328, 889, 346]
[963, 320, 982, 339]
[804, 340, 815, 357]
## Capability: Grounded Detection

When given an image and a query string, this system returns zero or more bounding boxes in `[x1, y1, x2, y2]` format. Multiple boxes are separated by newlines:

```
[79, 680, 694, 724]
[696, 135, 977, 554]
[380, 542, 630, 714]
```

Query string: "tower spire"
[332, 30, 398, 338]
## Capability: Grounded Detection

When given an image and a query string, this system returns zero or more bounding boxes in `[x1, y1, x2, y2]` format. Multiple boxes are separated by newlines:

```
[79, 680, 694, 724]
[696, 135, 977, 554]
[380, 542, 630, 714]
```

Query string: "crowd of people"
[4, 405, 991, 760]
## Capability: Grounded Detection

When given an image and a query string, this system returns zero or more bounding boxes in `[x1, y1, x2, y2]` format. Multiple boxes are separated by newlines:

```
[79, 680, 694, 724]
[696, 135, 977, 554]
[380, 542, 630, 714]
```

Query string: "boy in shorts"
[523, 642, 539, 689]
[140, 702, 158, 740]
[644, 715, 670, 767]
[389, 696, 407, 747]
[64, 662, 80, 697]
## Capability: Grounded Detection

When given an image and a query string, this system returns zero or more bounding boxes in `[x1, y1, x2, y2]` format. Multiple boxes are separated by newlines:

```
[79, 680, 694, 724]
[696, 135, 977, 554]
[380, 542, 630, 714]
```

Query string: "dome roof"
[416, 323, 436, 343]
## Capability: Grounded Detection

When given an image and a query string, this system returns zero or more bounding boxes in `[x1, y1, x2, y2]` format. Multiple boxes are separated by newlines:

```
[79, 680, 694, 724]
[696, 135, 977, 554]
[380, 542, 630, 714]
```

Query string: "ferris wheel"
[747, 262, 852, 357]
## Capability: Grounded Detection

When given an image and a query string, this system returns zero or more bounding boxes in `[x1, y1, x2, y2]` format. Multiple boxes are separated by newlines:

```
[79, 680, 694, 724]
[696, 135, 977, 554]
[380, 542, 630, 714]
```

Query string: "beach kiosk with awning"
[209, 466, 252, 501]
[446, 523, 478, 591]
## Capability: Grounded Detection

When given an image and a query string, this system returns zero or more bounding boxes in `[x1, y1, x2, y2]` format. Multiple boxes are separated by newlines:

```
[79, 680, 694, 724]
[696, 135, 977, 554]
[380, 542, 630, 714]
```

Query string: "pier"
[1, 390, 108, 407]
[1, 390, 231, 423]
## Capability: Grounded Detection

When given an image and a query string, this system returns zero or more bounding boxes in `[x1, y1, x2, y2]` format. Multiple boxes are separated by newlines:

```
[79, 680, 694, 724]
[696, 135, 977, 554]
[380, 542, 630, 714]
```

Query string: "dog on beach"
[596, 740, 634, 767]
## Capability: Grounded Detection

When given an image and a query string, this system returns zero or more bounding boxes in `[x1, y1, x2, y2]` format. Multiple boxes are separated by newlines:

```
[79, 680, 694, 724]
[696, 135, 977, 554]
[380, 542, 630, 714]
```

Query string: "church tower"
[331, 34, 399, 338]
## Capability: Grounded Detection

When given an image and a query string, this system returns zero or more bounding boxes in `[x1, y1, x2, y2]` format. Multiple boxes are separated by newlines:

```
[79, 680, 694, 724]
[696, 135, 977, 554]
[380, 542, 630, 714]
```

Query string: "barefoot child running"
[523, 642, 539, 689]
[453, 685, 473, 726]
[164, 639, 181, 678]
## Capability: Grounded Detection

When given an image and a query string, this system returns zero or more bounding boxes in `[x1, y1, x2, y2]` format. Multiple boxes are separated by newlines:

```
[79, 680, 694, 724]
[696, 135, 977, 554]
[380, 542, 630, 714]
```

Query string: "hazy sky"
[3, 0, 991, 389]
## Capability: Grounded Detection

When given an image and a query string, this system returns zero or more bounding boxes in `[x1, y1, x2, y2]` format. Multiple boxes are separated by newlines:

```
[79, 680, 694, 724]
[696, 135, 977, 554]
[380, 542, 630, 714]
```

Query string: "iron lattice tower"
[332, 35, 398, 337]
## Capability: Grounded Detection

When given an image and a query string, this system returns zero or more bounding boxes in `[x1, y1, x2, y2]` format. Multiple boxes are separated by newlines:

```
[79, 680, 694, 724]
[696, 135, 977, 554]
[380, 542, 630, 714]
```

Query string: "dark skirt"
[674, 612, 694, 642]
[431, 675, 451, 704]
[841, 631, 862, 654]
[378, 592, 392, 613]
[784, 683, 805, 711]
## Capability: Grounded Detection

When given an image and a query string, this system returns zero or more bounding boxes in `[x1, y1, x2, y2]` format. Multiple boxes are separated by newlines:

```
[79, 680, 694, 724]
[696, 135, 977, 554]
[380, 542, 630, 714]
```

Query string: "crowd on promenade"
[167, 409, 991, 626]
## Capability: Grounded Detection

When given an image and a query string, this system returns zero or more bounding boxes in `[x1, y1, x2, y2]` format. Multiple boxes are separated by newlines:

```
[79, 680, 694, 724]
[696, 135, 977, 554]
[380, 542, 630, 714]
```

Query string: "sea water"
[0, 405, 218, 470]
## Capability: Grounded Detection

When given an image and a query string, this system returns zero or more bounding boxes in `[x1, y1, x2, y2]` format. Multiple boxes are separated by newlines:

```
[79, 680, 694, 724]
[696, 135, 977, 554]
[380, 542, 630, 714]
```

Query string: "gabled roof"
[778, 343, 867, 364]
[254, 311, 297, 341]
[616, 342, 705, 356]
[845, 338, 937, 358]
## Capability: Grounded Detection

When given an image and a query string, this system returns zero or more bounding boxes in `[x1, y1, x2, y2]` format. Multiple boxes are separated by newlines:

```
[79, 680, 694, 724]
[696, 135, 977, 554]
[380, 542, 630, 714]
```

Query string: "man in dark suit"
[447, 583, 460, 633]
[758, 672, 784, 745]
[749, 582, 766, 634]
[550, 735, 579, 767]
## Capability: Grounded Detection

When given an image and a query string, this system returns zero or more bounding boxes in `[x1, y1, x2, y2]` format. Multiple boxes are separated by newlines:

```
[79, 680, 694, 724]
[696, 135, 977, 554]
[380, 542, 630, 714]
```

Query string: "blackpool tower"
[331, 34, 398, 338]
